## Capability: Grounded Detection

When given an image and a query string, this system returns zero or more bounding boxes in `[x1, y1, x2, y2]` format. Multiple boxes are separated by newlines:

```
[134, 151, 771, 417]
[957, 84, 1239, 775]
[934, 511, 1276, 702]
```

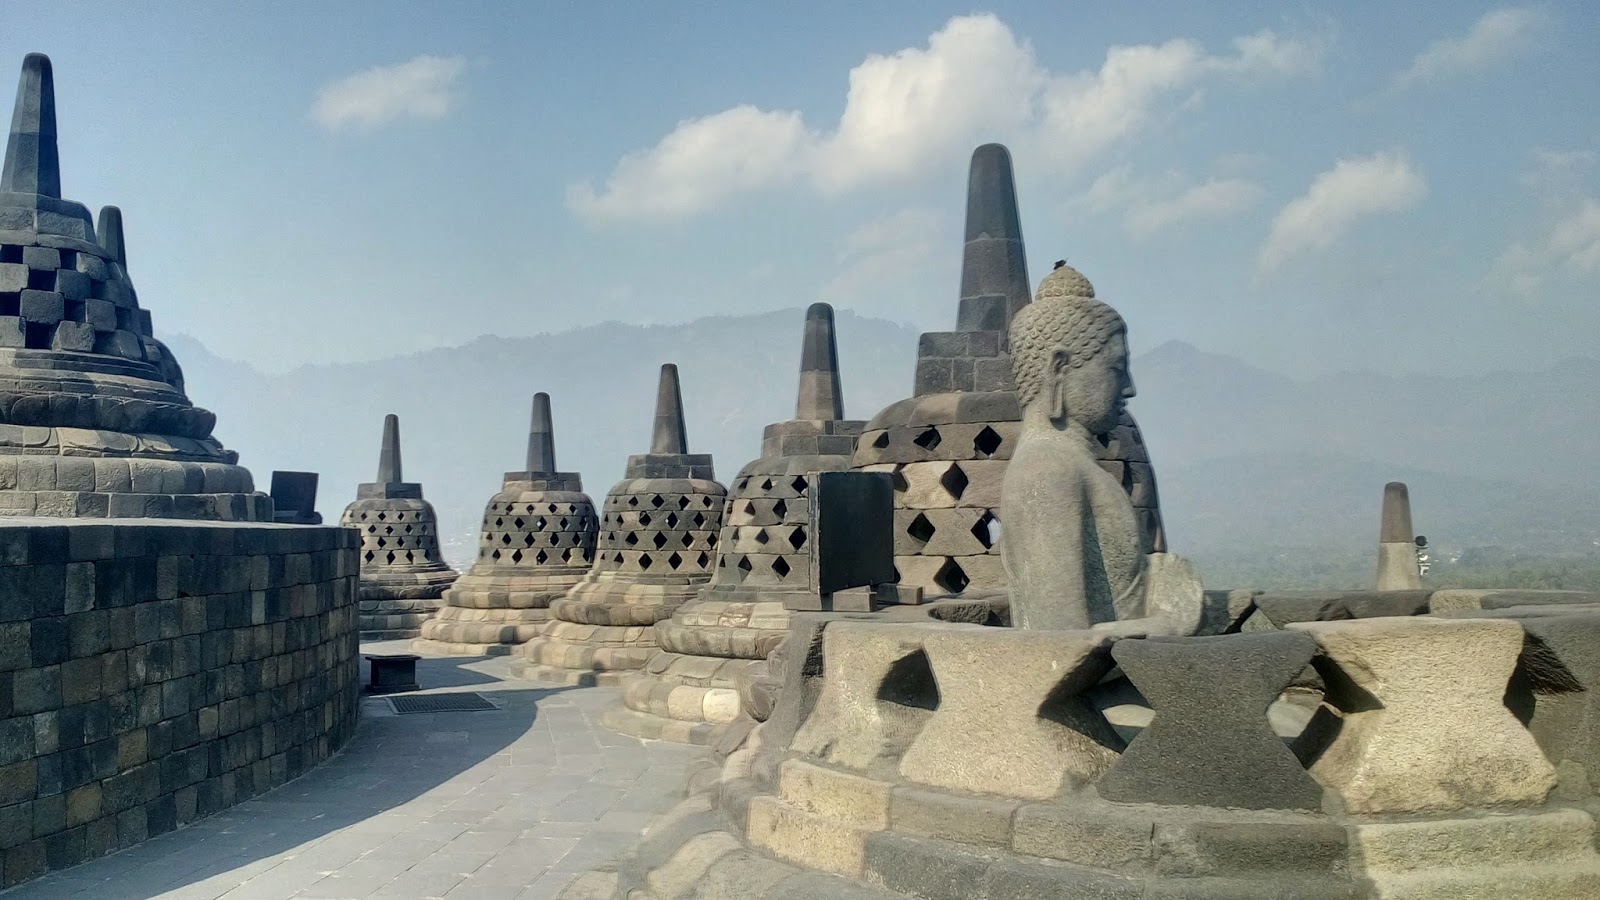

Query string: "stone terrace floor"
[0, 643, 708, 900]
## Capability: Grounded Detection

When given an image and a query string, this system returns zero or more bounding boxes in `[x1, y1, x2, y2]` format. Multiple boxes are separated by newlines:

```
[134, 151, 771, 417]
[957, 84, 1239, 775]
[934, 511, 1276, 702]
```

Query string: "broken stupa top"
[852, 144, 1165, 595]
[0, 53, 266, 520]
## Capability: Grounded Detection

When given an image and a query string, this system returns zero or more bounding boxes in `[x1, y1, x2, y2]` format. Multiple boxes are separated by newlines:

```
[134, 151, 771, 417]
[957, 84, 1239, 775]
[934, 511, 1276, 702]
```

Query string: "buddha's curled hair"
[1010, 264, 1125, 407]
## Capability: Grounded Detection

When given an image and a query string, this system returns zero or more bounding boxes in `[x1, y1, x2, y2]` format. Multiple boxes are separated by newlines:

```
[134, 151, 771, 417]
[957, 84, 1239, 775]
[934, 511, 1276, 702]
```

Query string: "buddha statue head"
[1010, 262, 1134, 436]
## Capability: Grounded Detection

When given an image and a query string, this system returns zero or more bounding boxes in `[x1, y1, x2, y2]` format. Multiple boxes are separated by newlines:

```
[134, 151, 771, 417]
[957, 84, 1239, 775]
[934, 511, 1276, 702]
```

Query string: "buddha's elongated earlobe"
[1049, 346, 1070, 422]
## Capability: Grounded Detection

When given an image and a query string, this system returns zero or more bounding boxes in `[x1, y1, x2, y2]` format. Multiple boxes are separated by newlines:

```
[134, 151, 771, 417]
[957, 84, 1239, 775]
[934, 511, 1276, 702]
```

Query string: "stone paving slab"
[0, 642, 707, 900]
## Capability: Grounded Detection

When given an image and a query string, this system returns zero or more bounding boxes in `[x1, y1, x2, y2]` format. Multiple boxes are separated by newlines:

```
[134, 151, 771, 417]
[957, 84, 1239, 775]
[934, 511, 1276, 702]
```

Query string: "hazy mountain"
[165, 317, 1600, 586]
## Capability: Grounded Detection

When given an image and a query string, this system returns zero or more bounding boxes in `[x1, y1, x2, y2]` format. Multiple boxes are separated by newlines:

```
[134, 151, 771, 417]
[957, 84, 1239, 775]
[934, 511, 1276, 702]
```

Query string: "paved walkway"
[1, 643, 708, 900]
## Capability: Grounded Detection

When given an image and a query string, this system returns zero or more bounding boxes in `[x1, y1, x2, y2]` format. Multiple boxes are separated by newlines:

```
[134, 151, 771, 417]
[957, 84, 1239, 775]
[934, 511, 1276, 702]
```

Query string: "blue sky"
[4, 2, 1597, 375]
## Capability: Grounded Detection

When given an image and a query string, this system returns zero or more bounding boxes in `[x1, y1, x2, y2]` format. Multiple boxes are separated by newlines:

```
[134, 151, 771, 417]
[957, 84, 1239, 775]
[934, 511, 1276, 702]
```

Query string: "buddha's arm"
[1001, 467, 1092, 630]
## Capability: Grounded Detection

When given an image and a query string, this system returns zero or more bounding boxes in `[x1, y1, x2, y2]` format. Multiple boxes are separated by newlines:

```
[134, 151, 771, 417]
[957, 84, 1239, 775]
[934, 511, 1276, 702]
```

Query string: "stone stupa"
[0, 54, 267, 520]
[340, 414, 458, 639]
[413, 393, 598, 655]
[513, 364, 727, 685]
[605, 303, 868, 744]
[1376, 481, 1422, 590]
[851, 143, 1163, 598]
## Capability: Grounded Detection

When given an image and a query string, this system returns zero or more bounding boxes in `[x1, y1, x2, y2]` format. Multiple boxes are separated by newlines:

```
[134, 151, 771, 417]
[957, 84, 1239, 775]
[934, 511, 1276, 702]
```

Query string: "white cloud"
[820, 207, 951, 322]
[1082, 166, 1265, 238]
[1493, 199, 1600, 296]
[312, 55, 466, 131]
[1518, 147, 1597, 193]
[568, 15, 1319, 225]
[1393, 6, 1546, 89]
[1258, 151, 1427, 273]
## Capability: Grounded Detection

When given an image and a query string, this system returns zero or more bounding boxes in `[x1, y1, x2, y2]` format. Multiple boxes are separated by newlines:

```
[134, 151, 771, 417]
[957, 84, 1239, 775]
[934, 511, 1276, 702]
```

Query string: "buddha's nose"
[1122, 373, 1137, 399]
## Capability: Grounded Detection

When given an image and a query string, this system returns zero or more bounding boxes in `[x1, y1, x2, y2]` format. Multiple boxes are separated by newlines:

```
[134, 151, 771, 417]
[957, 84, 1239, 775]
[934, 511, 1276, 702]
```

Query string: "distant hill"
[165, 318, 1600, 586]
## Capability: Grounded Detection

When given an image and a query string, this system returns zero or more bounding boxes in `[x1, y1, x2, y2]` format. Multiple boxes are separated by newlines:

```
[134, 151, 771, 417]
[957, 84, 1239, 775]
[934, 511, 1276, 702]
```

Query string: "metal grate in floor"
[389, 692, 498, 714]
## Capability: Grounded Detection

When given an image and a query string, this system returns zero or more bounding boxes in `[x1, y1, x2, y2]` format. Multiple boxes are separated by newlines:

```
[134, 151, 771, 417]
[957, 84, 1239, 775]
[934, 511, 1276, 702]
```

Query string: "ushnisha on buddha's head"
[1009, 262, 1135, 437]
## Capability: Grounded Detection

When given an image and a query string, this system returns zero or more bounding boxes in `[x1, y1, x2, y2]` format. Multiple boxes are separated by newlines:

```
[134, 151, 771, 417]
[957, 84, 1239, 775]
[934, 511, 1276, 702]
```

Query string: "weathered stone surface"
[899, 625, 1121, 799]
[1290, 616, 1556, 814]
[790, 622, 937, 773]
[1375, 482, 1422, 590]
[1098, 632, 1324, 810]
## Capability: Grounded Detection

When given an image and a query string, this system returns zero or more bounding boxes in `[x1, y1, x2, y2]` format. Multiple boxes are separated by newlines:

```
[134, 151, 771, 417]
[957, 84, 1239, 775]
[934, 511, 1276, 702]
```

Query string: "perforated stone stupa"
[605, 304, 869, 744]
[340, 414, 457, 639]
[513, 364, 726, 685]
[851, 144, 1163, 597]
[414, 393, 597, 655]
[0, 54, 267, 520]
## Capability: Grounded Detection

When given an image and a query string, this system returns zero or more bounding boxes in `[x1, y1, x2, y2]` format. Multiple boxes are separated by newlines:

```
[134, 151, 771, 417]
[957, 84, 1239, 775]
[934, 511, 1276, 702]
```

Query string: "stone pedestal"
[414, 393, 597, 655]
[513, 365, 726, 684]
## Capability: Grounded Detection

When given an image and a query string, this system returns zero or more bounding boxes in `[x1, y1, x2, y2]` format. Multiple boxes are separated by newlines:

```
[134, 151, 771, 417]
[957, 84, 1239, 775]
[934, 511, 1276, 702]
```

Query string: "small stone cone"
[957, 143, 1030, 333]
[526, 393, 558, 474]
[649, 364, 689, 454]
[1, 53, 60, 198]
[376, 414, 402, 483]
[97, 206, 127, 265]
[1375, 481, 1422, 590]
[795, 302, 844, 421]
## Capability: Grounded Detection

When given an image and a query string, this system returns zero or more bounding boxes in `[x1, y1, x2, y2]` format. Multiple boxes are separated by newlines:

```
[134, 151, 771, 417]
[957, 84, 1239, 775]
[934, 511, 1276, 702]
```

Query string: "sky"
[3, 2, 1597, 376]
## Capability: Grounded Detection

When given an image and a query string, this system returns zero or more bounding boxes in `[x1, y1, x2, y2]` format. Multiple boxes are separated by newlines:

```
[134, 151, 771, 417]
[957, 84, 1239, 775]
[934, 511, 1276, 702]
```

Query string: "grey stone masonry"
[341, 415, 457, 640]
[0, 518, 360, 890]
[514, 366, 726, 687]
[268, 471, 321, 525]
[0, 54, 267, 521]
[414, 393, 598, 656]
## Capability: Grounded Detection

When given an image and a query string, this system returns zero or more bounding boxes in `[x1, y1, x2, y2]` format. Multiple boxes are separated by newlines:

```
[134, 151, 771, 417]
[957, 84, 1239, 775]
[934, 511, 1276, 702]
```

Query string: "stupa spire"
[1375, 481, 1423, 590]
[1, 53, 59, 198]
[97, 206, 127, 265]
[376, 414, 402, 483]
[526, 392, 558, 474]
[956, 143, 1029, 333]
[796, 303, 845, 421]
[649, 364, 689, 454]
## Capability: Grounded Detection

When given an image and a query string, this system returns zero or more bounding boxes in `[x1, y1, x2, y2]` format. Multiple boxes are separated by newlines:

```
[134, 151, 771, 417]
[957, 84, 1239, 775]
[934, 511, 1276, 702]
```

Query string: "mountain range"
[166, 310, 1600, 588]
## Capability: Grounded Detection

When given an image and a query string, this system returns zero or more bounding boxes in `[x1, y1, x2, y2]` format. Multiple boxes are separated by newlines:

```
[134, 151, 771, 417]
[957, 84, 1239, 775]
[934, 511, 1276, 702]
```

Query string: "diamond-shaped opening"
[974, 426, 1003, 458]
[384, 525, 394, 535]
[678, 495, 691, 509]
[639, 512, 652, 526]
[697, 551, 710, 567]
[707, 532, 719, 547]
[667, 552, 683, 570]
[404, 524, 414, 534]
[386, 551, 396, 564]
[703, 496, 715, 507]
[525, 504, 537, 513]
[524, 533, 537, 547]
[872, 431, 889, 449]
[559, 517, 569, 528]
[651, 494, 666, 508]
[760, 478, 773, 491]
[511, 549, 524, 563]
[625, 532, 639, 546]
[665, 512, 679, 528]
[375, 537, 387, 548]
[500, 533, 512, 545]
[535, 549, 548, 564]
[933, 558, 970, 594]
[773, 499, 788, 519]
[772, 557, 791, 578]
[891, 468, 910, 492]
[907, 513, 935, 545]
[754, 528, 769, 545]
[681, 532, 694, 548]
[491, 548, 502, 560]
[377, 511, 387, 521]
[791, 476, 808, 494]
[913, 427, 942, 451]
[363, 550, 375, 563]
[494, 517, 505, 528]
[358, 512, 369, 521]
[653, 532, 668, 549]
[638, 554, 653, 570]
[693, 511, 707, 527]
[534, 516, 547, 530]
[628, 496, 640, 507]
[940, 464, 970, 500]
[971, 511, 999, 549]
[788, 526, 807, 551]
[549, 533, 561, 545]
[737, 555, 753, 572]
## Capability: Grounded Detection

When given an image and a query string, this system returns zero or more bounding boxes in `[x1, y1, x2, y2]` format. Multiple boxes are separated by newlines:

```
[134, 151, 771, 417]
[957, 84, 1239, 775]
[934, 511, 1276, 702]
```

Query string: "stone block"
[889, 785, 1018, 848]
[53, 269, 89, 302]
[1153, 821, 1348, 878]
[1290, 617, 1556, 814]
[791, 622, 939, 772]
[19, 290, 64, 324]
[900, 627, 1121, 799]
[0, 262, 29, 292]
[51, 320, 95, 351]
[1011, 803, 1154, 871]
[0, 316, 24, 347]
[862, 831, 991, 900]
[83, 297, 115, 331]
[22, 247, 60, 271]
[747, 795, 870, 877]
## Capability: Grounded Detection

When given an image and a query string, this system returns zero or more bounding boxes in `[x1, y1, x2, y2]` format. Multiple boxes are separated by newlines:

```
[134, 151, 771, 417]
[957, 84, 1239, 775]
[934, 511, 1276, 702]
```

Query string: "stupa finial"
[526, 393, 558, 474]
[97, 206, 127, 265]
[957, 143, 1030, 333]
[376, 414, 403, 483]
[1380, 482, 1414, 544]
[1, 53, 59, 198]
[650, 364, 689, 454]
[796, 303, 844, 421]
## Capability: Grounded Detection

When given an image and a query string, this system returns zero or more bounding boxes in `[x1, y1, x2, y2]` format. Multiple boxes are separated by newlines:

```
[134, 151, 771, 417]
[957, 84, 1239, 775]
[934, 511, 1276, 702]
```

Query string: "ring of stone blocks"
[419, 618, 546, 645]
[892, 553, 1006, 595]
[0, 487, 269, 520]
[617, 669, 745, 725]
[441, 584, 576, 609]
[591, 544, 720, 578]
[356, 572, 457, 600]
[637, 650, 757, 686]
[449, 568, 590, 589]
[431, 605, 557, 623]
[0, 423, 234, 462]
[552, 596, 681, 627]
[0, 382, 219, 437]
[654, 618, 788, 659]
[0, 455, 253, 493]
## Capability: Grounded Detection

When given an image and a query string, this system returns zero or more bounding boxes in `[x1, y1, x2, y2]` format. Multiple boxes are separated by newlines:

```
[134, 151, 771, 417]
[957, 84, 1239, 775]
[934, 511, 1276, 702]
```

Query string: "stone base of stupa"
[357, 568, 457, 640]
[0, 453, 271, 520]
[411, 566, 587, 655]
[508, 576, 707, 686]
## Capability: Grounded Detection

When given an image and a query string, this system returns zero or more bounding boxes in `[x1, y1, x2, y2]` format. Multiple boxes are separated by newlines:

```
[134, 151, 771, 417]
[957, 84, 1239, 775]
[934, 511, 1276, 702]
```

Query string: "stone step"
[1351, 808, 1598, 873]
[1371, 863, 1600, 899]
[745, 794, 876, 878]
[776, 759, 893, 829]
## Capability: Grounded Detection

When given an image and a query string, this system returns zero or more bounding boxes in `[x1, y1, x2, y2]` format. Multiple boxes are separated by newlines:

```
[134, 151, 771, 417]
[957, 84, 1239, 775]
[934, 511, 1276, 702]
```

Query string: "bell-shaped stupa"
[513, 364, 727, 685]
[851, 143, 1164, 597]
[340, 415, 458, 639]
[0, 54, 267, 519]
[413, 393, 598, 655]
[605, 304, 867, 743]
